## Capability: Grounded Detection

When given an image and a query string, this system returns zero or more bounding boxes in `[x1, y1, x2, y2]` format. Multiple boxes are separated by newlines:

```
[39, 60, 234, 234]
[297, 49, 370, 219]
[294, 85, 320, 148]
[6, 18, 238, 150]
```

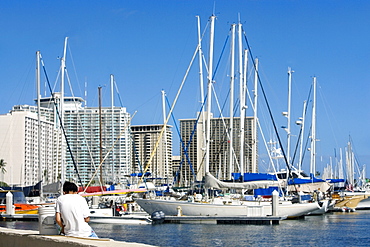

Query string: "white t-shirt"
[55, 194, 92, 237]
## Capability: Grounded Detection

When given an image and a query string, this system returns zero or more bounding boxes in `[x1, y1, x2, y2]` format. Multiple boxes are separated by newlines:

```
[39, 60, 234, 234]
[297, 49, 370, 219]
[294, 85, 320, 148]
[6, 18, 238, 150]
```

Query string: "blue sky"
[1, 0, 369, 177]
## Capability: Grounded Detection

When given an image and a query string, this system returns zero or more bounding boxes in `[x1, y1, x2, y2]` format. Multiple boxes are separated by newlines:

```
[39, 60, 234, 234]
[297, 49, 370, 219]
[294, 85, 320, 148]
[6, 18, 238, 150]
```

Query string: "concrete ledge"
[0, 227, 154, 247]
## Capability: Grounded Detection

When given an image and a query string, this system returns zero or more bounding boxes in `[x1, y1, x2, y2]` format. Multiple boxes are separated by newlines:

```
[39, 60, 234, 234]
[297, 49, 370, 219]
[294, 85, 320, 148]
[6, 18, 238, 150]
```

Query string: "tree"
[0, 181, 9, 187]
[0, 159, 6, 174]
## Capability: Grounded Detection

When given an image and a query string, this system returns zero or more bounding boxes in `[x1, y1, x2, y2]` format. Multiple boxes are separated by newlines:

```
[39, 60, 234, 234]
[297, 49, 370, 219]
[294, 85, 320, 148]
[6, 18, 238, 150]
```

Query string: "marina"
[0, 2, 370, 247]
[2, 210, 370, 246]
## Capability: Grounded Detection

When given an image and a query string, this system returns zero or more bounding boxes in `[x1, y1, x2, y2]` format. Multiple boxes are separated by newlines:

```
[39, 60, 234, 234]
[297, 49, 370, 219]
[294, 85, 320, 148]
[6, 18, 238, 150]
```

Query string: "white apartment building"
[63, 104, 132, 186]
[0, 106, 55, 186]
[0, 94, 132, 187]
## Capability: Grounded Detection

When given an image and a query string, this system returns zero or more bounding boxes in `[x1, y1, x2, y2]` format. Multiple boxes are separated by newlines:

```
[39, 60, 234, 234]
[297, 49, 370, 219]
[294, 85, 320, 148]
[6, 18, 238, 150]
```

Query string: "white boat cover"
[288, 182, 332, 193]
[204, 172, 283, 190]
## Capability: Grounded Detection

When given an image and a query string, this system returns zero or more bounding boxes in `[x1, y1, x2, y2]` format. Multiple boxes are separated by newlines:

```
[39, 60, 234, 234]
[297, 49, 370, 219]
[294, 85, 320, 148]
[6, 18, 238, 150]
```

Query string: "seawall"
[0, 227, 154, 247]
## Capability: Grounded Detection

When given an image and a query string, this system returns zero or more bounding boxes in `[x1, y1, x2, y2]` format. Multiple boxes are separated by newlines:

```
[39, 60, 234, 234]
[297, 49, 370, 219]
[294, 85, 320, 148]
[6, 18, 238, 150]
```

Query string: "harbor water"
[1, 210, 370, 246]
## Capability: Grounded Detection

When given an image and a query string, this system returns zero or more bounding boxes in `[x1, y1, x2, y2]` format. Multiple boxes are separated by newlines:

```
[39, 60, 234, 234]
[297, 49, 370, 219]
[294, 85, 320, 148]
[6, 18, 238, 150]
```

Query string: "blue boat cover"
[130, 172, 151, 177]
[288, 173, 325, 185]
[253, 187, 282, 197]
[232, 173, 278, 182]
[326, 179, 345, 183]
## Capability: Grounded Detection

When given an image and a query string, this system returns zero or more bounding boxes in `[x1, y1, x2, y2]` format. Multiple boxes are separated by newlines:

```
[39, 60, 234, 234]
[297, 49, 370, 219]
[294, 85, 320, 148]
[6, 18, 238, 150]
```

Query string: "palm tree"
[0, 159, 6, 174]
[0, 159, 6, 184]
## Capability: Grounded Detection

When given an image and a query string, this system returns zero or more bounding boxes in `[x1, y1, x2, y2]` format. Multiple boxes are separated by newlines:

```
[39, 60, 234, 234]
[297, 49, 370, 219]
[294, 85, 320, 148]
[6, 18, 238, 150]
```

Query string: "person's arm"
[55, 212, 65, 233]
[81, 195, 91, 223]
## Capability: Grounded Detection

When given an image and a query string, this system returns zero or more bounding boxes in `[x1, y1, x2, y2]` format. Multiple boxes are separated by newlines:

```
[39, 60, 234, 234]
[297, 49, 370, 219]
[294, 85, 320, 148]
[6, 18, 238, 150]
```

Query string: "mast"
[162, 90, 168, 184]
[110, 74, 114, 183]
[84, 78, 87, 107]
[196, 16, 205, 106]
[196, 16, 207, 179]
[252, 58, 259, 173]
[297, 100, 307, 173]
[310, 77, 317, 176]
[237, 21, 247, 179]
[240, 48, 248, 178]
[285, 67, 293, 166]
[98, 86, 103, 185]
[339, 148, 344, 183]
[229, 23, 236, 179]
[36, 50, 43, 197]
[205, 15, 216, 175]
[60, 37, 68, 186]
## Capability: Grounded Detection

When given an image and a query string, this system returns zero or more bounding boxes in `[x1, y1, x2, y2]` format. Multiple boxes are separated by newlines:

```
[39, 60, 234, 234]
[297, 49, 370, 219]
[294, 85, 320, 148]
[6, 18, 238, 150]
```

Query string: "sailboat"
[136, 15, 321, 220]
[332, 139, 369, 211]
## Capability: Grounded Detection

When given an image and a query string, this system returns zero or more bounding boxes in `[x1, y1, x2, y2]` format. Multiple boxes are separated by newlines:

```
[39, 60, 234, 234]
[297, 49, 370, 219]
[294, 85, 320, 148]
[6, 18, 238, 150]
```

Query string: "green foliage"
[0, 159, 6, 174]
[0, 181, 9, 187]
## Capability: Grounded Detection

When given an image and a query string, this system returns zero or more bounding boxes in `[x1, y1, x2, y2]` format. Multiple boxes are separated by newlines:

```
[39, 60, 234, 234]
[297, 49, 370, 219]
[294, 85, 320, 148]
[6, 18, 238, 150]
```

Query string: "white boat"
[89, 214, 152, 225]
[136, 172, 320, 219]
[135, 197, 319, 219]
[355, 196, 370, 210]
[307, 199, 332, 215]
[88, 206, 152, 224]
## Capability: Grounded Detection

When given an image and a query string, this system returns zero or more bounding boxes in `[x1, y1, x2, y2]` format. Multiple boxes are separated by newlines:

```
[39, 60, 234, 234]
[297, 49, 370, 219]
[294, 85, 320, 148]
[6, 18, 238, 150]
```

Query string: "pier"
[163, 215, 286, 225]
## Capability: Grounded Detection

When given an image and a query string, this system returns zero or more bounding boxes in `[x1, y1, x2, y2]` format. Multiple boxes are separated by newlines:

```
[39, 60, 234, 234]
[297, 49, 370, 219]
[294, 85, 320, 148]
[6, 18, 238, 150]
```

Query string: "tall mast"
[196, 16, 207, 177]
[228, 23, 236, 179]
[84, 78, 87, 107]
[286, 67, 293, 166]
[310, 77, 317, 175]
[36, 50, 43, 197]
[205, 15, 216, 175]
[252, 58, 259, 173]
[60, 37, 68, 186]
[240, 48, 248, 178]
[297, 100, 307, 173]
[162, 90, 168, 183]
[98, 86, 103, 185]
[237, 21, 246, 179]
[110, 75, 114, 183]
[196, 16, 205, 106]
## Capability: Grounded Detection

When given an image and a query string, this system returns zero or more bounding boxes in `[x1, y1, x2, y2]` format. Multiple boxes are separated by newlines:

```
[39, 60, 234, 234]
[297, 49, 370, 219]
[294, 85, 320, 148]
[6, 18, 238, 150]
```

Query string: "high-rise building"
[0, 94, 132, 187]
[131, 124, 172, 183]
[41, 95, 132, 186]
[63, 105, 132, 186]
[0, 106, 55, 186]
[178, 116, 257, 186]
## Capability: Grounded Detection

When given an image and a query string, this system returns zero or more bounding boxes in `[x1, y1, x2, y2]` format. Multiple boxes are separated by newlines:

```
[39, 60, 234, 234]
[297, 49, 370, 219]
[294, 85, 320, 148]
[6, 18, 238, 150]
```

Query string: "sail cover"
[204, 172, 282, 190]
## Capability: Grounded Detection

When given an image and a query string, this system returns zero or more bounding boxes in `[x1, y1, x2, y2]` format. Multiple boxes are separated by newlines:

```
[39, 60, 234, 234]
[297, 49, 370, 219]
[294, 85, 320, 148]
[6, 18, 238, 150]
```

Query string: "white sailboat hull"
[356, 196, 370, 210]
[135, 198, 319, 219]
[89, 215, 152, 225]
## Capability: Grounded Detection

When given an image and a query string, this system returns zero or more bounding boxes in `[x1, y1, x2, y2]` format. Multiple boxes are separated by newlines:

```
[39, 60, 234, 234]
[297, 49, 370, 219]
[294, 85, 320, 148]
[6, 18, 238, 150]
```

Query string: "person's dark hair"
[63, 181, 78, 193]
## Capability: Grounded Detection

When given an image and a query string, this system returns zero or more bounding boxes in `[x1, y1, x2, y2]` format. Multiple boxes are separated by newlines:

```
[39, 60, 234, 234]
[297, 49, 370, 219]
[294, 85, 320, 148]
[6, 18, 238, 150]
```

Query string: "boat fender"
[151, 210, 165, 224]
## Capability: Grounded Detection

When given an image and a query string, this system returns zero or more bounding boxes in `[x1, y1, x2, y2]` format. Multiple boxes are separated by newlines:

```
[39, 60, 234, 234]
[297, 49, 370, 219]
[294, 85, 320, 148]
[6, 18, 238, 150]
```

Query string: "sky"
[1, 0, 369, 178]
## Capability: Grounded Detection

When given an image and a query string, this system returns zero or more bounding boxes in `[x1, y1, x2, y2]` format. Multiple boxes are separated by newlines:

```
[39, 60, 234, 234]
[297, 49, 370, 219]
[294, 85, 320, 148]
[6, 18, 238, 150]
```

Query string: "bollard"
[299, 191, 304, 203]
[177, 206, 182, 216]
[272, 190, 279, 216]
[6, 192, 15, 215]
[38, 206, 58, 235]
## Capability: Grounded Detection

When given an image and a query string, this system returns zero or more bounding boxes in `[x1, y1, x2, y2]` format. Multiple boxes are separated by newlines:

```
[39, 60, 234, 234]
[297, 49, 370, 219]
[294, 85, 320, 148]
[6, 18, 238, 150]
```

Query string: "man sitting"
[55, 181, 98, 238]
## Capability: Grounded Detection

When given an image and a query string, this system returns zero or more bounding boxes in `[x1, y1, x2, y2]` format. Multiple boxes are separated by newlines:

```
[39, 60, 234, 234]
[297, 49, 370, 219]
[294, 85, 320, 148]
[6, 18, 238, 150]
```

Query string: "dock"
[163, 215, 286, 225]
